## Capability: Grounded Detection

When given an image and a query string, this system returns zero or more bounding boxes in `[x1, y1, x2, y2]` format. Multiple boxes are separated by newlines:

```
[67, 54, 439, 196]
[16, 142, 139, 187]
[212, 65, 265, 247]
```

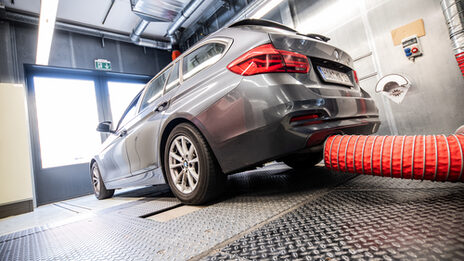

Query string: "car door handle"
[119, 130, 127, 137]
[154, 101, 169, 112]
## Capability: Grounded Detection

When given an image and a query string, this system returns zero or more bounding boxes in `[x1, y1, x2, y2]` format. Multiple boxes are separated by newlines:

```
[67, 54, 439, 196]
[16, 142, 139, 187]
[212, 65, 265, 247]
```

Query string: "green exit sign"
[95, 59, 112, 71]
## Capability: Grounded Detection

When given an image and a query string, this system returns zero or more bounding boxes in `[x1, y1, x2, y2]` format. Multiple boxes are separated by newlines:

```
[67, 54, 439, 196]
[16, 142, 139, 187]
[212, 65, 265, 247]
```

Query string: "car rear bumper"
[195, 74, 380, 174]
[215, 116, 379, 174]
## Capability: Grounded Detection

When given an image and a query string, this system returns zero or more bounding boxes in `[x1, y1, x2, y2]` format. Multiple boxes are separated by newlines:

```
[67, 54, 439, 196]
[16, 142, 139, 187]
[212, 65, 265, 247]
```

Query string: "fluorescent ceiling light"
[36, 0, 60, 65]
[250, 0, 284, 19]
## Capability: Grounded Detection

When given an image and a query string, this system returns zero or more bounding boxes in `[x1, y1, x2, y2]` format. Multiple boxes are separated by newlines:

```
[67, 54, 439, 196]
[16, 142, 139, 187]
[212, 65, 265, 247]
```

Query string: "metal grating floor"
[1, 163, 463, 260]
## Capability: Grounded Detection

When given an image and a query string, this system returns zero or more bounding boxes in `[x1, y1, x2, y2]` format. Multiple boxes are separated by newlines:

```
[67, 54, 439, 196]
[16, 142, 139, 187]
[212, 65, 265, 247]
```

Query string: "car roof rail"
[229, 19, 330, 42]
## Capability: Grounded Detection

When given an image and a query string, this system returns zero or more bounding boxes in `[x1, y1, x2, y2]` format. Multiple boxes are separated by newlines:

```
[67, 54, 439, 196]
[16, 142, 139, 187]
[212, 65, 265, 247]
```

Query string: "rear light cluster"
[227, 44, 310, 76]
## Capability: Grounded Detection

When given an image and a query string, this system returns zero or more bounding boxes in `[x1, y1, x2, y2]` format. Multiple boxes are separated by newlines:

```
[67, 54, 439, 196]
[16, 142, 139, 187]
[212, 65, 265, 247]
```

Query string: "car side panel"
[126, 87, 180, 175]
[97, 132, 132, 182]
[159, 68, 244, 167]
[104, 166, 165, 189]
[157, 30, 271, 156]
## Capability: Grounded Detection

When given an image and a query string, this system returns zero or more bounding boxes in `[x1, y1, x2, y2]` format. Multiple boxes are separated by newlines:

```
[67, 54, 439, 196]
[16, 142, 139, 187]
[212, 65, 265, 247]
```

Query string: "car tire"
[283, 152, 324, 170]
[91, 162, 115, 200]
[164, 123, 225, 205]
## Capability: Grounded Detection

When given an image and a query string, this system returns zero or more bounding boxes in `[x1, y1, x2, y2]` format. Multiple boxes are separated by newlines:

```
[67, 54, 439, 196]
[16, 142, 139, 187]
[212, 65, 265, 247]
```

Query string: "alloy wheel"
[168, 135, 200, 194]
[92, 166, 100, 195]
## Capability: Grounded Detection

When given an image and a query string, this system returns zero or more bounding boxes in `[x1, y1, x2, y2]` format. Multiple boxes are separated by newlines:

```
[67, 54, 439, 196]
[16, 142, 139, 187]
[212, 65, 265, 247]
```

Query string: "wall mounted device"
[402, 35, 422, 60]
[376, 74, 412, 104]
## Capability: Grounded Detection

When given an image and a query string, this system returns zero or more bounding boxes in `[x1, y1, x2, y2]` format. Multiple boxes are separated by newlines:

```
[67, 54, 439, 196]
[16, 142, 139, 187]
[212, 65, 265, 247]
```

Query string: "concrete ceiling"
[3, 0, 217, 41]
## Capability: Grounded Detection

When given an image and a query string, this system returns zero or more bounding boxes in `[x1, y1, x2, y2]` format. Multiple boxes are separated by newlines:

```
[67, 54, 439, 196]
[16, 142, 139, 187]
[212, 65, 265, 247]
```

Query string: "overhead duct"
[129, 0, 190, 48]
[131, 0, 188, 22]
[441, 0, 464, 77]
[166, 0, 206, 45]
[2, 9, 171, 50]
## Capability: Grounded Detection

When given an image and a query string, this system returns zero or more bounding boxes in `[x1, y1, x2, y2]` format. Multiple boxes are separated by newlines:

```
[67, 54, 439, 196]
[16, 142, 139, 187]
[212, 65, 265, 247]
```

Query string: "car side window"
[140, 66, 172, 111]
[117, 92, 141, 130]
[165, 61, 179, 94]
[182, 43, 226, 80]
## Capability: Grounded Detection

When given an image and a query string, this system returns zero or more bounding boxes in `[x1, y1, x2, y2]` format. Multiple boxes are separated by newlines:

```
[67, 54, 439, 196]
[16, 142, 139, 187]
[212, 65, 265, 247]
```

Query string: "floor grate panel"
[1, 164, 463, 260]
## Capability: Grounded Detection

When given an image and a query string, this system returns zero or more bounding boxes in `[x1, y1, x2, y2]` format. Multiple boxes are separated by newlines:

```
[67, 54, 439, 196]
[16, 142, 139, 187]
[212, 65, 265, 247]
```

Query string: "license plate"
[317, 66, 353, 87]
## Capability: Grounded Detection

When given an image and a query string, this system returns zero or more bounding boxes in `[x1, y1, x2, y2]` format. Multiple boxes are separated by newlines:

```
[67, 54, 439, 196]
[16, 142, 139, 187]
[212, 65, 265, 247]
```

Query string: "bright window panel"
[107, 81, 145, 126]
[34, 77, 101, 168]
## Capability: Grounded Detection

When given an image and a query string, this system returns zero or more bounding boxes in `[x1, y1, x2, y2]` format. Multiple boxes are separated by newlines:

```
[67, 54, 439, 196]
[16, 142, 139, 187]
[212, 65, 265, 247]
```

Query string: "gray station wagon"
[91, 19, 380, 204]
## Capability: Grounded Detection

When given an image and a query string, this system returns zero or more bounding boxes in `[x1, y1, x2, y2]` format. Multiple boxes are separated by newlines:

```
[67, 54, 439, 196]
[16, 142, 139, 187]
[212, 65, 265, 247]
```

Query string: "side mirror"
[96, 121, 114, 133]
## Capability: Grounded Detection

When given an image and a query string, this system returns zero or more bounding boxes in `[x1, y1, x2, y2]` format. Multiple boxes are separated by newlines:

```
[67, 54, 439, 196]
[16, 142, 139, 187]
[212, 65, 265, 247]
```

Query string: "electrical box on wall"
[402, 35, 422, 60]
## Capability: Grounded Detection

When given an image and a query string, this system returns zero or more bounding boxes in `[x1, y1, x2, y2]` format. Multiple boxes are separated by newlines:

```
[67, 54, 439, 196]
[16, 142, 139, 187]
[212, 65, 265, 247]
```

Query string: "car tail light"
[227, 44, 310, 76]
[353, 70, 359, 84]
[277, 49, 309, 73]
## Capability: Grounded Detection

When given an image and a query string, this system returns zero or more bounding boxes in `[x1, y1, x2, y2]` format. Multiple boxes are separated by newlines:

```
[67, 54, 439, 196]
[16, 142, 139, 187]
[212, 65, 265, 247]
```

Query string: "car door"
[99, 92, 142, 181]
[125, 64, 179, 174]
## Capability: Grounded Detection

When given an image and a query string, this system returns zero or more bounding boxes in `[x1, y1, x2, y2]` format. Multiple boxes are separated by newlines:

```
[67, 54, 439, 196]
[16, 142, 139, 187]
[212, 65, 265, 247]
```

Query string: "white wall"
[0, 83, 33, 206]
[292, 0, 464, 135]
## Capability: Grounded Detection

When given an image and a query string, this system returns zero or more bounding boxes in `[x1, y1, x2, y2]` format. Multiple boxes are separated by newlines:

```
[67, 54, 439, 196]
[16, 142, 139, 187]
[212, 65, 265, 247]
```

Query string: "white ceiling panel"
[4, 0, 41, 13]
[3, 0, 195, 39]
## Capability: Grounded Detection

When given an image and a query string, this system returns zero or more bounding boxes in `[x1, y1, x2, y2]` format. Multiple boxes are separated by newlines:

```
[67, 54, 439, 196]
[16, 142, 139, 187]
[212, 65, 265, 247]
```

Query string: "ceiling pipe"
[166, 0, 206, 46]
[129, 18, 150, 43]
[129, 18, 175, 49]
[2, 9, 171, 50]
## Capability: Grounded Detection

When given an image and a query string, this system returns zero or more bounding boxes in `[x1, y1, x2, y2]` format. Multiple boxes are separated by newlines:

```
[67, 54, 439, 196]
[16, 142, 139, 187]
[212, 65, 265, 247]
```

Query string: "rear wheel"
[283, 152, 324, 170]
[164, 123, 225, 205]
[91, 162, 114, 200]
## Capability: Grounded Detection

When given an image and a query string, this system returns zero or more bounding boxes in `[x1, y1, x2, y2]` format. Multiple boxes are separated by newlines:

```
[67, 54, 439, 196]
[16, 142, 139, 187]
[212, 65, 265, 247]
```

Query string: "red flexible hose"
[324, 135, 464, 182]
[456, 52, 464, 78]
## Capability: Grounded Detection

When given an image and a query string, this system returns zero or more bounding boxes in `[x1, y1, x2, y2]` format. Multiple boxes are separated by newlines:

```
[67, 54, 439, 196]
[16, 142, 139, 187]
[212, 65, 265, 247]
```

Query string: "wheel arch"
[89, 157, 106, 182]
[90, 158, 97, 171]
[159, 115, 221, 182]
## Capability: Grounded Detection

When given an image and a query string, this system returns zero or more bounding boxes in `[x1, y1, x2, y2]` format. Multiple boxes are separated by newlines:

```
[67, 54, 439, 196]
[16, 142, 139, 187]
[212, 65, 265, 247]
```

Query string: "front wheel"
[91, 162, 114, 200]
[164, 123, 225, 205]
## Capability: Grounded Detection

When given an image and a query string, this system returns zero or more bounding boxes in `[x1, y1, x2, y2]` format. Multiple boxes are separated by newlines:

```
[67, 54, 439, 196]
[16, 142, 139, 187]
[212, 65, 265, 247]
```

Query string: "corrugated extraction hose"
[324, 135, 464, 182]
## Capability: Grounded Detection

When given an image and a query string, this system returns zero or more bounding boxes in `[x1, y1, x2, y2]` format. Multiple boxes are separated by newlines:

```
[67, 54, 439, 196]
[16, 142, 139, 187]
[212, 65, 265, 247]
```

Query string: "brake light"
[227, 44, 310, 76]
[353, 70, 359, 84]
